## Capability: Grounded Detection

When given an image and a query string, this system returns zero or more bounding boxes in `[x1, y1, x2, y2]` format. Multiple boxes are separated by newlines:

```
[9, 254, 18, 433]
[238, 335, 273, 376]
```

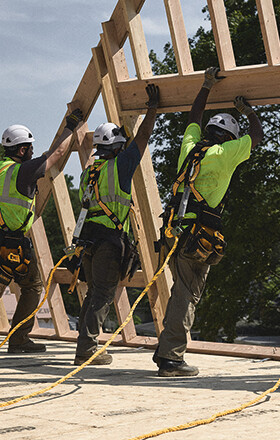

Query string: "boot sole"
[8, 348, 46, 353]
[158, 368, 199, 377]
[74, 356, 113, 366]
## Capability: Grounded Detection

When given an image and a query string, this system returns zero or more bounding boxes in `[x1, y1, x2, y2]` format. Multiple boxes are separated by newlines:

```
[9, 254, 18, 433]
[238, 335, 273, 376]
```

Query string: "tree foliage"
[150, 0, 280, 341]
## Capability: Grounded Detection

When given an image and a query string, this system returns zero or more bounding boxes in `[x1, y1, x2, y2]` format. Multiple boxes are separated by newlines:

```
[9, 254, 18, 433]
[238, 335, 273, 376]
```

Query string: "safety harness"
[65, 161, 140, 294]
[156, 139, 226, 266]
[0, 164, 34, 285]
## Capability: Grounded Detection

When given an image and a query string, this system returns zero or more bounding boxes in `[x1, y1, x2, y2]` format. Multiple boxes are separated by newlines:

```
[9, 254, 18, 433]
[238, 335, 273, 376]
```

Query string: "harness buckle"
[165, 225, 183, 238]
[7, 252, 21, 263]
[63, 244, 76, 257]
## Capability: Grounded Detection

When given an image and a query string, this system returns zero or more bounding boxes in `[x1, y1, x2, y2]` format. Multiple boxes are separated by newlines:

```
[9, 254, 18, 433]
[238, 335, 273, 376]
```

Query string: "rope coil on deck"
[0, 236, 179, 409]
[0, 254, 68, 349]
[127, 376, 280, 439]
[1, 237, 280, 440]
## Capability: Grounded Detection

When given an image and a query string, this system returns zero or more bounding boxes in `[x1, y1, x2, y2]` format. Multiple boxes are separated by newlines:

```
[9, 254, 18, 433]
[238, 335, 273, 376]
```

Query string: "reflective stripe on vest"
[80, 158, 131, 232]
[0, 159, 35, 232]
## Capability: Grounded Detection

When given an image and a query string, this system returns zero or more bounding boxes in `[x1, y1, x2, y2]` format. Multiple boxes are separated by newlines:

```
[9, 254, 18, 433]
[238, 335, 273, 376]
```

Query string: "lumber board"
[256, 0, 280, 65]
[114, 286, 137, 342]
[36, 57, 101, 216]
[53, 268, 146, 288]
[50, 170, 76, 247]
[36, 0, 147, 216]
[30, 217, 70, 337]
[93, 33, 141, 344]
[92, 44, 120, 124]
[121, 0, 153, 79]
[164, 0, 193, 75]
[100, 19, 171, 335]
[0, 298, 9, 332]
[74, 123, 94, 170]
[188, 340, 280, 361]
[207, 0, 236, 70]
[117, 64, 280, 114]
[111, 0, 146, 48]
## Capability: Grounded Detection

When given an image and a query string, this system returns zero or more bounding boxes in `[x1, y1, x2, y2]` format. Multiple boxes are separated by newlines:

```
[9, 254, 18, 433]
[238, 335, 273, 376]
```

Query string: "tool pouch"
[120, 234, 140, 281]
[0, 230, 32, 285]
[184, 223, 226, 265]
[64, 246, 86, 284]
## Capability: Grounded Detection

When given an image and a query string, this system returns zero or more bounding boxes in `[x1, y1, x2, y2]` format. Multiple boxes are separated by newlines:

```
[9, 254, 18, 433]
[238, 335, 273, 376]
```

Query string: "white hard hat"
[2, 124, 35, 147]
[93, 123, 127, 146]
[205, 113, 240, 139]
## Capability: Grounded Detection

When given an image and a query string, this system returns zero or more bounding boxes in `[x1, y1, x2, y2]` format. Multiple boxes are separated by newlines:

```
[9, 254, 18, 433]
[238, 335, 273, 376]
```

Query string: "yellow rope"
[0, 254, 68, 349]
[127, 376, 280, 440]
[0, 236, 179, 409]
[1, 237, 279, 440]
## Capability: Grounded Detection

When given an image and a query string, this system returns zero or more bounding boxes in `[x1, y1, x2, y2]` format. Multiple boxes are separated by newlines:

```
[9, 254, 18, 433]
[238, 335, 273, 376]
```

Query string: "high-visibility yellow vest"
[0, 158, 35, 232]
[79, 158, 131, 233]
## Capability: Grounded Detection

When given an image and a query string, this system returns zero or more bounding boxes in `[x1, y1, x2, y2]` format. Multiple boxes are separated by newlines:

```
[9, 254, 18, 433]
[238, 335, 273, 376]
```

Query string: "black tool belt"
[155, 195, 226, 266]
[0, 229, 32, 285]
[180, 222, 226, 265]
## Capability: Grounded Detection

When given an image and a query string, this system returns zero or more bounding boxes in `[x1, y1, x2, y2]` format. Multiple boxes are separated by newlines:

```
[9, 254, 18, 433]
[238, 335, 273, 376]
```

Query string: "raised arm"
[188, 67, 225, 127]
[234, 96, 264, 149]
[45, 108, 83, 171]
[134, 84, 160, 157]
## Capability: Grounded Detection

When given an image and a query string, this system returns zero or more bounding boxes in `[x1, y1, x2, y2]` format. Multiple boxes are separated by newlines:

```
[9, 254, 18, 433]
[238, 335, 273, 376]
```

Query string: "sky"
[0, 0, 210, 187]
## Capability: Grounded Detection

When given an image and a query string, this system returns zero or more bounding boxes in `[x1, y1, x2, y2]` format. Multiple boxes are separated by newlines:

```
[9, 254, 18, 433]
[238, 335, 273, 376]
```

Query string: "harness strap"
[0, 163, 13, 174]
[86, 160, 130, 232]
[93, 182, 124, 231]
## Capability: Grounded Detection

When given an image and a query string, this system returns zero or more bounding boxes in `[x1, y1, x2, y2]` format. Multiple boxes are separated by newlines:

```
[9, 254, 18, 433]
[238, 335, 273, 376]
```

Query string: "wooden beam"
[92, 31, 141, 344]
[99, 332, 157, 348]
[116, 64, 280, 114]
[74, 122, 94, 170]
[53, 267, 146, 288]
[188, 340, 280, 361]
[164, 0, 193, 75]
[256, 0, 280, 65]
[30, 217, 70, 337]
[36, 57, 101, 216]
[100, 18, 172, 334]
[0, 298, 9, 332]
[110, 0, 146, 47]
[36, 0, 148, 216]
[102, 21, 130, 85]
[121, 0, 153, 79]
[207, 0, 236, 70]
[114, 286, 137, 342]
[50, 170, 76, 247]
[92, 44, 120, 124]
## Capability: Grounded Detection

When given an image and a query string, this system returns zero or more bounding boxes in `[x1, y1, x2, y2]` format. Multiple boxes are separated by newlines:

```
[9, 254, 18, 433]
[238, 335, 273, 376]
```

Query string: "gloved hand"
[203, 67, 224, 90]
[65, 108, 83, 131]
[145, 83, 160, 109]
[234, 96, 254, 116]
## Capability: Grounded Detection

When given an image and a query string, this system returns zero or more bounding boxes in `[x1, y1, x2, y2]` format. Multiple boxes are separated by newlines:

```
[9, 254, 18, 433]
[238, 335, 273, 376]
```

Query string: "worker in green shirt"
[153, 67, 263, 377]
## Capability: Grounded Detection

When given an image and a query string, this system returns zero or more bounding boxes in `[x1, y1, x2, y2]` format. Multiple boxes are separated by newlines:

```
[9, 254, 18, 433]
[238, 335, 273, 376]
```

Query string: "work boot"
[158, 359, 199, 377]
[152, 346, 161, 367]
[8, 340, 46, 354]
[74, 350, 112, 366]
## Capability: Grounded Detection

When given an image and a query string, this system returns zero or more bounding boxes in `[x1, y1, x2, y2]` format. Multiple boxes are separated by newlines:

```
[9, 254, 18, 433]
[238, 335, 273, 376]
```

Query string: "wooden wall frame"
[1, 0, 280, 360]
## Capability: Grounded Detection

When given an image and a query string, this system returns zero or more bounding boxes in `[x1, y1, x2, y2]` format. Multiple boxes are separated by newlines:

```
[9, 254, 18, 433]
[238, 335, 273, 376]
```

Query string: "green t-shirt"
[178, 123, 252, 209]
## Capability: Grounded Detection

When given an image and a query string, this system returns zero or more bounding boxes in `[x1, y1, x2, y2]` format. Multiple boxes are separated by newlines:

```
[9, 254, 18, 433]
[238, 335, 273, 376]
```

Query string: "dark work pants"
[158, 236, 210, 362]
[76, 241, 122, 356]
[0, 249, 43, 346]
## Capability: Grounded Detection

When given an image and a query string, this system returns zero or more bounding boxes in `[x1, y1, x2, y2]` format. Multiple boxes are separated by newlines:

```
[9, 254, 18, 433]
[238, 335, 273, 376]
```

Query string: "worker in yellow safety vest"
[152, 67, 264, 377]
[73, 84, 159, 366]
[0, 108, 83, 353]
